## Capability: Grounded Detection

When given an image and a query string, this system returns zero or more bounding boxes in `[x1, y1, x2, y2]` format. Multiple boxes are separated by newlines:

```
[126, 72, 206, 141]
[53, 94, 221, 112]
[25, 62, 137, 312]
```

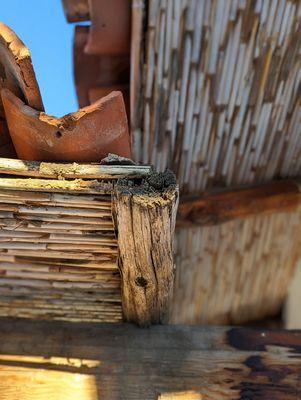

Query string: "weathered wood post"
[113, 170, 179, 326]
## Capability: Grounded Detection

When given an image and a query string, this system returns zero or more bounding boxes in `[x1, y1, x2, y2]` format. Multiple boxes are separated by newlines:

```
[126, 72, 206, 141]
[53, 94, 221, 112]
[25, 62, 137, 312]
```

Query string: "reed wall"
[132, 0, 301, 323]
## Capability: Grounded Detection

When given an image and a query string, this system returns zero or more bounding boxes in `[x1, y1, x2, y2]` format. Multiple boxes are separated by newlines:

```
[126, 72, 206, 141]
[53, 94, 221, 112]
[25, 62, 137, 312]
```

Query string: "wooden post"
[112, 170, 179, 326]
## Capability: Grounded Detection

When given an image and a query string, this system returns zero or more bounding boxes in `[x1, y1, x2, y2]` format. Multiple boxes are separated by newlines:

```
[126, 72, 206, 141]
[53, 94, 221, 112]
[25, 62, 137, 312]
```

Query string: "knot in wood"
[135, 276, 148, 288]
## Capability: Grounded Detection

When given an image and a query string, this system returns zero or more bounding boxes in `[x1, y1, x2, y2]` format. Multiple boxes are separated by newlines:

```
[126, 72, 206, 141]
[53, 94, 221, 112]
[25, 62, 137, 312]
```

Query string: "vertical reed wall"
[132, 0, 301, 324]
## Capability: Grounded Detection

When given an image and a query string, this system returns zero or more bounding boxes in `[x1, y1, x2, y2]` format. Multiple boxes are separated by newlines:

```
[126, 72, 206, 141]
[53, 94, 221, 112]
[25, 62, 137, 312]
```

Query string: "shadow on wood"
[0, 318, 301, 399]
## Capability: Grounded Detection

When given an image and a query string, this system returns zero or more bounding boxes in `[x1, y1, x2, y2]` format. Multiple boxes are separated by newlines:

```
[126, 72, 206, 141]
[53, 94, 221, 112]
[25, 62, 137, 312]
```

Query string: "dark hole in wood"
[55, 131, 62, 138]
[135, 276, 148, 288]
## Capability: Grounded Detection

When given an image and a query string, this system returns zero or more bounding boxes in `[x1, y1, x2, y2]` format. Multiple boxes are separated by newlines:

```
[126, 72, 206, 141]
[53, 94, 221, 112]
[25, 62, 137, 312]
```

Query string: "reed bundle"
[0, 159, 152, 323]
[133, 0, 301, 192]
[172, 208, 301, 324]
[131, 0, 301, 324]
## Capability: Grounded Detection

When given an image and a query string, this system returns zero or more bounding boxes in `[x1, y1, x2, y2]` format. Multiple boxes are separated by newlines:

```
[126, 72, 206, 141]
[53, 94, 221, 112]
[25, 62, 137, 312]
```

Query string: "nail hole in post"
[135, 276, 148, 288]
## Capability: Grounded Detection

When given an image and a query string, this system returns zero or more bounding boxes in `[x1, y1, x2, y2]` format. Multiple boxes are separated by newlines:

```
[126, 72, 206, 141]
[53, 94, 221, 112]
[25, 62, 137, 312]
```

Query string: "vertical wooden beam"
[112, 170, 179, 326]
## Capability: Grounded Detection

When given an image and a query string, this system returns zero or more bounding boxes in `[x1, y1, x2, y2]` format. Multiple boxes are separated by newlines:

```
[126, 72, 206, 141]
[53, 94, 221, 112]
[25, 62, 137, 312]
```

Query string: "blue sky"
[1, 0, 77, 116]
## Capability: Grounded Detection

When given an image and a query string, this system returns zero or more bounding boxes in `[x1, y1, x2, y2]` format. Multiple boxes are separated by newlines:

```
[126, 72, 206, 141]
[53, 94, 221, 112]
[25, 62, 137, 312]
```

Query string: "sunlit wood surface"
[0, 318, 301, 399]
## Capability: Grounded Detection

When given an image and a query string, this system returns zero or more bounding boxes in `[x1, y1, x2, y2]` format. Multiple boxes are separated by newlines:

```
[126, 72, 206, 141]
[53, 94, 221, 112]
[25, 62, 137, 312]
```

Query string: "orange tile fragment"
[2, 88, 131, 162]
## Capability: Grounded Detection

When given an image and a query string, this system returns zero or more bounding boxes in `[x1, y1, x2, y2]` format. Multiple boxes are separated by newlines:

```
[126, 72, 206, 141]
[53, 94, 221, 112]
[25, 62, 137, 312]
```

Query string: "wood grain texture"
[0, 178, 113, 194]
[0, 318, 301, 399]
[113, 170, 178, 326]
[178, 179, 301, 227]
[0, 157, 151, 179]
[0, 164, 152, 324]
[158, 393, 202, 400]
[0, 164, 180, 325]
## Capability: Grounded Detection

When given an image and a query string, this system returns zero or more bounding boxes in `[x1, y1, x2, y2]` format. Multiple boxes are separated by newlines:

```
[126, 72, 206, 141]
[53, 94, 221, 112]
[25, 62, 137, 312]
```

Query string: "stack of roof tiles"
[0, 21, 131, 162]
[62, 0, 131, 115]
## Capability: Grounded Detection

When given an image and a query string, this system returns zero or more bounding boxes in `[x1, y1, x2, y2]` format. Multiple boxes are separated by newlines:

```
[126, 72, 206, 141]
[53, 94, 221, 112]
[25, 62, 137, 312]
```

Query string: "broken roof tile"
[89, 86, 129, 117]
[0, 22, 44, 111]
[0, 22, 43, 157]
[61, 0, 90, 22]
[2, 88, 131, 162]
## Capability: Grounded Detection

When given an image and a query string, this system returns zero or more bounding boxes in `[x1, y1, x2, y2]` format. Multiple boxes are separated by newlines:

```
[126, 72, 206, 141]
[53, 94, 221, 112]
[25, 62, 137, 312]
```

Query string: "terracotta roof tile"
[74, 25, 130, 112]
[89, 86, 129, 117]
[61, 0, 90, 22]
[84, 0, 131, 55]
[0, 23, 44, 158]
[0, 22, 44, 111]
[2, 88, 131, 162]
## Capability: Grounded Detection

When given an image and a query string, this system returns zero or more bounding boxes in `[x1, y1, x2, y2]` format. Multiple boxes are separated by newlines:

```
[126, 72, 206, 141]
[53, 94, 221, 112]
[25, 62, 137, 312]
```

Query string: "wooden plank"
[61, 0, 90, 22]
[0, 157, 151, 179]
[0, 318, 301, 399]
[112, 170, 179, 326]
[177, 179, 301, 227]
[0, 178, 114, 194]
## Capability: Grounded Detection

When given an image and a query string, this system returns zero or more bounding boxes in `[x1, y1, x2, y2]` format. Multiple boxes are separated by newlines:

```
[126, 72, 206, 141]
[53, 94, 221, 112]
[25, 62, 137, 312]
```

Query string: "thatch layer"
[132, 0, 301, 324]
[133, 0, 301, 192]
[0, 162, 151, 323]
[172, 209, 301, 324]
[0, 188, 122, 323]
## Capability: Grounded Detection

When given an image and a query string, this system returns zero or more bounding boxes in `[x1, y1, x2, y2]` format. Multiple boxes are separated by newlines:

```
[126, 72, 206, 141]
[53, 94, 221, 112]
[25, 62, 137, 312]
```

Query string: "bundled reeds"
[133, 0, 301, 190]
[0, 159, 152, 323]
[132, 0, 301, 324]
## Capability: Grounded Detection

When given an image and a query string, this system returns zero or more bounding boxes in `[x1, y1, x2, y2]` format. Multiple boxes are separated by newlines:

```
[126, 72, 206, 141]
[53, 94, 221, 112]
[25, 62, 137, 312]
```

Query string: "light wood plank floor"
[0, 318, 300, 399]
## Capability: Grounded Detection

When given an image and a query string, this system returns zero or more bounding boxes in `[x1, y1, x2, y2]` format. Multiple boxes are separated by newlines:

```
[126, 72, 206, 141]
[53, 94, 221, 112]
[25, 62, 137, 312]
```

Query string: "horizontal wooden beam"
[1, 318, 301, 399]
[0, 157, 152, 179]
[177, 179, 301, 227]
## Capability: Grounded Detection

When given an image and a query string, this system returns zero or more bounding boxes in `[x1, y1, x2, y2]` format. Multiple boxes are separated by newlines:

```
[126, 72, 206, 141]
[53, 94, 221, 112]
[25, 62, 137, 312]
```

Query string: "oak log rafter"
[178, 179, 301, 227]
